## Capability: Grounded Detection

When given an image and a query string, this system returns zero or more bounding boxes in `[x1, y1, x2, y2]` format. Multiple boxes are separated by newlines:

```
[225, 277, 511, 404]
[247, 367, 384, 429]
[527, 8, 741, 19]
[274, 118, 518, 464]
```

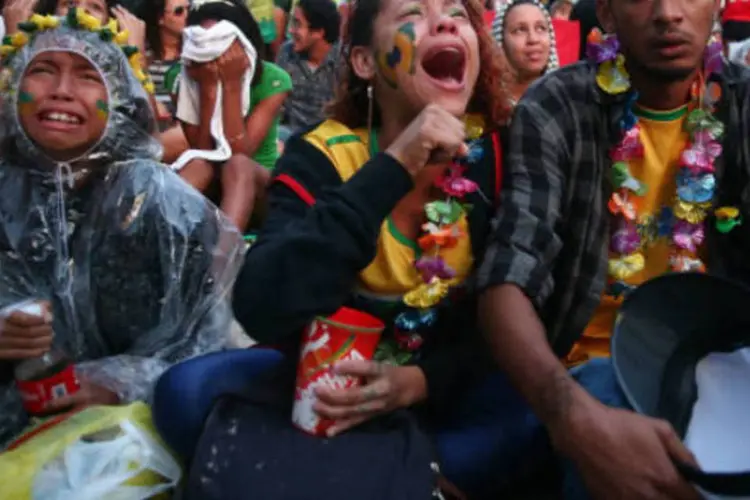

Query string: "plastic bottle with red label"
[9, 302, 80, 416]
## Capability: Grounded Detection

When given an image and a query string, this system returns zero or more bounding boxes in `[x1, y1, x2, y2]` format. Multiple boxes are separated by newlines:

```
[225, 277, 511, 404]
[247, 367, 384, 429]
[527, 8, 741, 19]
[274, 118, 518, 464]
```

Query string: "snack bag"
[0, 403, 182, 500]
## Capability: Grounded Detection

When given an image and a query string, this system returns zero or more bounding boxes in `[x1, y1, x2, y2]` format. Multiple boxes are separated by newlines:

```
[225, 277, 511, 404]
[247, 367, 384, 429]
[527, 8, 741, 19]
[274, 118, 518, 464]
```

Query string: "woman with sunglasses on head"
[153, 0, 553, 496]
[143, 0, 189, 130]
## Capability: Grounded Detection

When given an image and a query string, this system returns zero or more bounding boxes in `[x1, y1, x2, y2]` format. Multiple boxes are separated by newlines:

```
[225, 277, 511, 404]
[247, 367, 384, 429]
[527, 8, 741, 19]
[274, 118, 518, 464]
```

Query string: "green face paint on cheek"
[377, 22, 417, 89]
[95, 99, 109, 120]
[17, 90, 36, 115]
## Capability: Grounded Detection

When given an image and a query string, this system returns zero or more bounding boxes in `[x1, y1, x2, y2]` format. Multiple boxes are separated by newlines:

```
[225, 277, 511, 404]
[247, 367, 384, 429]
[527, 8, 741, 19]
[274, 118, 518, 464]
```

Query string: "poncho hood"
[0, 10, 162, 172]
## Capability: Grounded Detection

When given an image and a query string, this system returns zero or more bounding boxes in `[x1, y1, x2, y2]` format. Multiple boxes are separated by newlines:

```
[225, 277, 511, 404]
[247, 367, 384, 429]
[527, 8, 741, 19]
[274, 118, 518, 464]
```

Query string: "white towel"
[171, 20, 257, 172]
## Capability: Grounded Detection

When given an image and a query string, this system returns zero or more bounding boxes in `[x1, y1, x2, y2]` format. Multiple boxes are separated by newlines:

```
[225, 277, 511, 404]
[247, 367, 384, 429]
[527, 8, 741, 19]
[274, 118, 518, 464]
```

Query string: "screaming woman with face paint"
[0, 9, 244, 448]
[493, 0, 559, 108]
[153, 0, 527, 497]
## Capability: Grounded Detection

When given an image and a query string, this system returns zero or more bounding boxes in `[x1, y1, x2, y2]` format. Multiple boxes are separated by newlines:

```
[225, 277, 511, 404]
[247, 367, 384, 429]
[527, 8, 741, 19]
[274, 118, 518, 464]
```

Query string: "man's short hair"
[298, 0, 340, 44]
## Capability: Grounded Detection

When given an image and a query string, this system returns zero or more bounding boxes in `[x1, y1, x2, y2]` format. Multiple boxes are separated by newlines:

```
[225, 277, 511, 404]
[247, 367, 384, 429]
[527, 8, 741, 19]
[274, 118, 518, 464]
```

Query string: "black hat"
[612, 272, 750, 497]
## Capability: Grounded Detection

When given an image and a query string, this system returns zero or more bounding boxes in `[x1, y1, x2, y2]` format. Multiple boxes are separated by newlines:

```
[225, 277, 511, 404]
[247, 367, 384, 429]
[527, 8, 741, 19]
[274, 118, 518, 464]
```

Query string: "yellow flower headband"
[0, 10, 154, 94]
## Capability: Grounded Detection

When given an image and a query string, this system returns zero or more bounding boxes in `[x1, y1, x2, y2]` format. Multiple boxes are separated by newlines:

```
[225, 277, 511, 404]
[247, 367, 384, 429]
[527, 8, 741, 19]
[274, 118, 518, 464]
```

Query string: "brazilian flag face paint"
[377, 22, 417, 89]
[17, 90, 35, 116]
[95, 98, 109, 121]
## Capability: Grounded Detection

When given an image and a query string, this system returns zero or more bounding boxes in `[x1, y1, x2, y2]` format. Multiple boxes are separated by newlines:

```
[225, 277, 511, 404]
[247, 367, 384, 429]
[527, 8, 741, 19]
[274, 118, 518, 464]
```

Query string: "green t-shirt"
[251, 62, 293, 169]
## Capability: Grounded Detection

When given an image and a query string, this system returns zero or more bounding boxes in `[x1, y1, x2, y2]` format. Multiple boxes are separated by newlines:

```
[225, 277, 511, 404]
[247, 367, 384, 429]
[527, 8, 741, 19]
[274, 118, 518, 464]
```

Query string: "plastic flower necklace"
[0, 10, 155, 94]
[587, 29, 741, 296]
[373, 115, 485, 363]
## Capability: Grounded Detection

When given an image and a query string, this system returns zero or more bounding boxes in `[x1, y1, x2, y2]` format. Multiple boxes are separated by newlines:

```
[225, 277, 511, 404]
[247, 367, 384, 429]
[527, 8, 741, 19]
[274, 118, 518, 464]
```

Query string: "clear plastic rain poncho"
[0, 12, 245, 447]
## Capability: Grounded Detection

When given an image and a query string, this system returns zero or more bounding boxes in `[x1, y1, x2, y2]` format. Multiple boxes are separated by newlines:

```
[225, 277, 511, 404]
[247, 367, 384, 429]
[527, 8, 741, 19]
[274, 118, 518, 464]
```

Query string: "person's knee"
[223, 154, 254, 180]
[223, 155, 268, 200]
[154, 360, 200, 408]
[184, 158, 214, 174]
[255, 164, 271, 191]
[179, 158, 215, 192]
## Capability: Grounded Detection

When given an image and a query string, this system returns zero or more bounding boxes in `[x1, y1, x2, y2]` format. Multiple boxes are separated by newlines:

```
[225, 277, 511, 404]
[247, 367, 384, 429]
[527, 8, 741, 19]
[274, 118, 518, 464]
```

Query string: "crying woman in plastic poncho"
[0, 11, 245, 448]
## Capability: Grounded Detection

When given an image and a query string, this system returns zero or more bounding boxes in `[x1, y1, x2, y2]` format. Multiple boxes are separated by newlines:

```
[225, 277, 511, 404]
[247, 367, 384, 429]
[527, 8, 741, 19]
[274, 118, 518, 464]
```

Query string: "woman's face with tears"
[18, 51, 110, 161]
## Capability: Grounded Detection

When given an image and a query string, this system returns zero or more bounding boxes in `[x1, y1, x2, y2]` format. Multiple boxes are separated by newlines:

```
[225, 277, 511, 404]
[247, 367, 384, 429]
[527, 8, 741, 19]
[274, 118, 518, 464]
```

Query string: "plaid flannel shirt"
[478, 60, 750, 356]
[276, 41, 340, 131]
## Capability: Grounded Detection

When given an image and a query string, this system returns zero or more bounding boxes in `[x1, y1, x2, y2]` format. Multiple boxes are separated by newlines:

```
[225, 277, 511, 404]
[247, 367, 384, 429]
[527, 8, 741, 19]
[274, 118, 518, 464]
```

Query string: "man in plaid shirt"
[478, 0, 750, 496]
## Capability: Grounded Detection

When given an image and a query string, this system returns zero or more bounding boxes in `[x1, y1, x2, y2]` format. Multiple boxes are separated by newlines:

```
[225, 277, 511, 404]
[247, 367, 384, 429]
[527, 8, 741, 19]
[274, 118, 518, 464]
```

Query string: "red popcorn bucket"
[292, 307, 384, 436]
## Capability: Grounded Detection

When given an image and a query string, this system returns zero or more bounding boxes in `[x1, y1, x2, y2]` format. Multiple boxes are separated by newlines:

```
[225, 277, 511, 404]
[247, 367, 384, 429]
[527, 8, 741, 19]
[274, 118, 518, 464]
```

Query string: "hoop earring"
[366, 84, 374, 135]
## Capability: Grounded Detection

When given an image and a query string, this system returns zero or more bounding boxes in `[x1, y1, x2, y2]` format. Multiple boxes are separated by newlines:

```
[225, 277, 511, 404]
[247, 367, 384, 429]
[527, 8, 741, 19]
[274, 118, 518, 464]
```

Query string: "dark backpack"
[182, 358, 444, 500]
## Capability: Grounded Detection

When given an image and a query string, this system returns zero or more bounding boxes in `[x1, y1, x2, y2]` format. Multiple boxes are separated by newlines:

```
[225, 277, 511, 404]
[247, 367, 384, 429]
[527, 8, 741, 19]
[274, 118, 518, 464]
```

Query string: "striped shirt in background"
[149, 58, 181, 130]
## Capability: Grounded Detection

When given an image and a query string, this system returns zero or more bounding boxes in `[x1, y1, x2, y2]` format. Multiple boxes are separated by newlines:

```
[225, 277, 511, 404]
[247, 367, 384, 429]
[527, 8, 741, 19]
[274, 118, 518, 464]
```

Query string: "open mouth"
[420, 46, 467, 87]
[38, 110, 83, 126]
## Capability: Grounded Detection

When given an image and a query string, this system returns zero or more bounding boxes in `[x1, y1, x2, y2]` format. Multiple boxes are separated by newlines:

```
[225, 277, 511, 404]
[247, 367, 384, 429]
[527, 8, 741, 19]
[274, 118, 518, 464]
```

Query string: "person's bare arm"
[3, 0, 36, 35]
[178, 61, 220, 150]
[111, 6, 147, 60]
[181, 84, 217, 150]
[244, 92, 289, 156]
[479, 284, 700, 499]
[214, 42, 252, 155]
[222, 80, 251, 155]
[479, 285, 590, 429]
[476, 96, 587, 433]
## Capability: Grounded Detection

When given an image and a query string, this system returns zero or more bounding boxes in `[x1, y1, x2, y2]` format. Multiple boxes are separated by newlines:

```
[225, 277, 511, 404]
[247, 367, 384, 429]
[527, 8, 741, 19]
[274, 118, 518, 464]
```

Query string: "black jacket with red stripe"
[232, 125, 505, 417]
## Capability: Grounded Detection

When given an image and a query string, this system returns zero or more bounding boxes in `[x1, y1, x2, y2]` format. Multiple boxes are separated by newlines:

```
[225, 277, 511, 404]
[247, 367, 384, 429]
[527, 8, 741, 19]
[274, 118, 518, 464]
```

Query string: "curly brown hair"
[328, 0, 510, 131]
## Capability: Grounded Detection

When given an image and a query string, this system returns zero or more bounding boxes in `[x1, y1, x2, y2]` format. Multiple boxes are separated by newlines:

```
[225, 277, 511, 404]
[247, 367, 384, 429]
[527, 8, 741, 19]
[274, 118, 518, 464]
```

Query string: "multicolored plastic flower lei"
[587, 29, 741, 296]
[0, 10, 154, 94]
[386, 115, 485, 360]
